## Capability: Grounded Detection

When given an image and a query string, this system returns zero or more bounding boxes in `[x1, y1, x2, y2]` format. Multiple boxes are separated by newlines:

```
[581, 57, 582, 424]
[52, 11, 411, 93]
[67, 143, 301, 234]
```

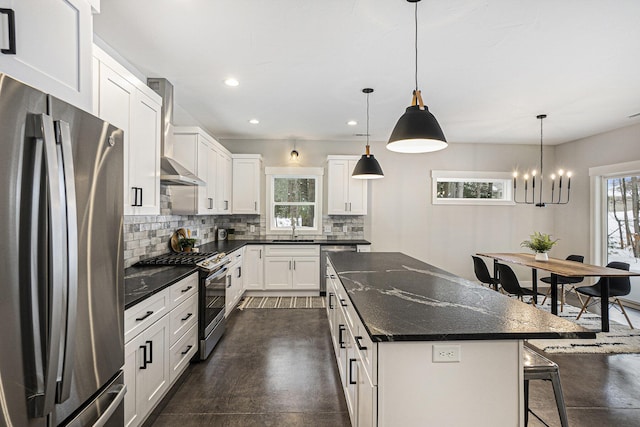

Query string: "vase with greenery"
[520, 232, 558, 261]
[179, 237, 197, 252]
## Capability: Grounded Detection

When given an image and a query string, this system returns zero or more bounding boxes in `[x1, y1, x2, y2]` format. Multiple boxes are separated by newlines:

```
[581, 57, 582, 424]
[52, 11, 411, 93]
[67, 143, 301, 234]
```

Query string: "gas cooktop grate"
[136, 252, 218, 266]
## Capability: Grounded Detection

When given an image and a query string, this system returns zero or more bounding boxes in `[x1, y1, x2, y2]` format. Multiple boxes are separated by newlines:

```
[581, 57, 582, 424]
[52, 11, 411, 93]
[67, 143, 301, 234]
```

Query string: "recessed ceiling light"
[249, 119, 259, 124]
[224, 78, 239, 87]
[347, 120, 358, 126]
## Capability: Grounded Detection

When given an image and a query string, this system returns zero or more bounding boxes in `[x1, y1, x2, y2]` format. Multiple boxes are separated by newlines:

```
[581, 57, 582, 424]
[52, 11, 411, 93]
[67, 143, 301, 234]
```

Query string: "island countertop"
[328, 252, 596, 342]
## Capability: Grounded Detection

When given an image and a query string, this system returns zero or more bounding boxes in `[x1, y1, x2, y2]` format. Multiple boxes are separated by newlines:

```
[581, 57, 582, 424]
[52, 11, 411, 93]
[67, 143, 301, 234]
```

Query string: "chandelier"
[513, 114, 572, 207]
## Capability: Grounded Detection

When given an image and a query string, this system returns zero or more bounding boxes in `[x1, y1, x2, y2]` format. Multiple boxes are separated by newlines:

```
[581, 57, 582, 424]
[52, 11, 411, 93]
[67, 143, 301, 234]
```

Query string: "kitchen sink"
[270, 239, 315, 243]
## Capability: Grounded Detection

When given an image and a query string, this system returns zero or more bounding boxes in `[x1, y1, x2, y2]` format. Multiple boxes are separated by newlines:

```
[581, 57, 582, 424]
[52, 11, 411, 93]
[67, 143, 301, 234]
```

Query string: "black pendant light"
[387, 0, 447, 154]
[353, 88, 384, 179]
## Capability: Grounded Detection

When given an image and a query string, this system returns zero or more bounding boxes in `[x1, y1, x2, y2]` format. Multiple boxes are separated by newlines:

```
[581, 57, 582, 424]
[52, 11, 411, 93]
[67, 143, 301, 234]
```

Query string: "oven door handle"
[206, 266, 229, 283]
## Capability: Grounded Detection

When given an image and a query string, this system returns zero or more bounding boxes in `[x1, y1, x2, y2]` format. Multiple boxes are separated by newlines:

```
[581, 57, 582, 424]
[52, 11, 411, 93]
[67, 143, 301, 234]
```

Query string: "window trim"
[431, 170, 515, 205]
[265, 167, 324, 235]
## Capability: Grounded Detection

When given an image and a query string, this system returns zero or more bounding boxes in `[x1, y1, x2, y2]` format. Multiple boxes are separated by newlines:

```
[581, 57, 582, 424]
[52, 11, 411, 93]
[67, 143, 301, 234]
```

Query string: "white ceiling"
[93, 0, 640, 146]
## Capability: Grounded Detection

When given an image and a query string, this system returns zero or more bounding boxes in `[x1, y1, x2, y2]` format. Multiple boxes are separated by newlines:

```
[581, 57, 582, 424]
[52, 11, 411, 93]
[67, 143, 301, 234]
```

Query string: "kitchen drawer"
[334, 281, 356, 332]
[264, 245, 320, 257]
[229, 248, 244, 263]
[169, 293, 198, 347]
[169, 273, 198, 310]
[169, 323, 198, 384]
[124, 288, 170, 344]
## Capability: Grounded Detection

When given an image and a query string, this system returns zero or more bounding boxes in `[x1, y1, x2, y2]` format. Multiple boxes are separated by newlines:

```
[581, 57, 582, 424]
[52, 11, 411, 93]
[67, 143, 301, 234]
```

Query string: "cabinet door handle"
[181, 313, 193, 322]
[181, 345, 193, 355]
[259, 249, 262, 259]
[293, 260, 296, 270]
[328, 292, 334, 309]
[131, 187, 138, 207]
[349, 202, 352, 212]
[345, 202, 348, 211]
[135, 310, 154, 321]
[145, 340, 153, 364]
[0, 8, 16, 55]
[181, 285, 193, 293]
[208, 198, 213, 209]
[226, 275, 231, 288]
[355, 336, 367, 351]
[225, 200, 229, 210]
[340, 298, 348, 307]
[254, 201, 257, 211]
[138, 187, 143, 206]
[349, 358, 357, 385]
[139, 345, 148, 369]
[289, 261, 292, 270]
[338, 325, 346, 348]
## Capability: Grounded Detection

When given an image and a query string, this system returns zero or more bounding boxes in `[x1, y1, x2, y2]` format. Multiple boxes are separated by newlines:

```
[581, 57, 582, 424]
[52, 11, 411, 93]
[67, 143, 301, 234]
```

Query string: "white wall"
[220, 138, 557, 281]
[554, 122, 640, 264]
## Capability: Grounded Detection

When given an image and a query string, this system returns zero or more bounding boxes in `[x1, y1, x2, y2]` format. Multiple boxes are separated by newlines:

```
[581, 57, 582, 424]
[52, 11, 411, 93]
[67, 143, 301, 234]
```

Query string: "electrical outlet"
[432, 345, 461, 363]
[250, 225, 256, 233]
[324, 225, 331, 233]
[343, 225, 348, 233]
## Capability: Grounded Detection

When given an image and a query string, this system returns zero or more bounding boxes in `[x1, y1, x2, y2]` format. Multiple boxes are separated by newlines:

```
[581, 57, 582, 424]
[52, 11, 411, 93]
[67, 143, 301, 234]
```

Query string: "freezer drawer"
[64, 371, 126, 427]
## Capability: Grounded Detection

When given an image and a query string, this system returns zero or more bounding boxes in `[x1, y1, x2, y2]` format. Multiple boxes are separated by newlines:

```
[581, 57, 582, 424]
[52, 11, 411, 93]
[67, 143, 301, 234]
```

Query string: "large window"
[431, 171, 514, 205]
[265, 167, 323, 234]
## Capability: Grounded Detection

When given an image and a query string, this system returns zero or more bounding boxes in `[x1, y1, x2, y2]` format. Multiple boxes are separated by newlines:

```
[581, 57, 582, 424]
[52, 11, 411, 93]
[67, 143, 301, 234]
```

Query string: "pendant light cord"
[539, 115, 544, 203]
[366, 91, 370, 152]
[414, 1, 419, 92]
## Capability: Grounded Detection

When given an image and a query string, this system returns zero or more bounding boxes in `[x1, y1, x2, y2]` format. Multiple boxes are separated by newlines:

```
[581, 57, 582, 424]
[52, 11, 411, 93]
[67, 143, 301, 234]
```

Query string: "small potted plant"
[179, 237, 197, 252]
[520, 232, 558, 261]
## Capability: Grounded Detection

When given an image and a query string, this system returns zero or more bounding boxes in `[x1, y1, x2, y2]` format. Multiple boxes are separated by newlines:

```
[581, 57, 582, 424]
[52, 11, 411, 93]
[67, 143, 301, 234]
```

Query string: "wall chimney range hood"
[147, 78, 205, 186]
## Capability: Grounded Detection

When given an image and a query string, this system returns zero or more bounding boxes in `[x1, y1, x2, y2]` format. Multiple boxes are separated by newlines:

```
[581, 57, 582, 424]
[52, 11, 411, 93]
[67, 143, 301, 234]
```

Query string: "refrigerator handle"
[54, 120, 78, 403]
[29, 114, 65, 417]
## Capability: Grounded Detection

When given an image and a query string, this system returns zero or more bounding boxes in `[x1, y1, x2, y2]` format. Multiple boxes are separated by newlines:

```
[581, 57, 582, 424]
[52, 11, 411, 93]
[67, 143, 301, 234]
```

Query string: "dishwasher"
[320, 245, 357, 295]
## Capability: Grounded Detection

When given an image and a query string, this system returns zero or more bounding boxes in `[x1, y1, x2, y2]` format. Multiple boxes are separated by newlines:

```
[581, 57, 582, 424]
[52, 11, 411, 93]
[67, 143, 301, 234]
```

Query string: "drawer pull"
[338, 325, 346, 349]
[349, 358, 357, 385]
[135, 310, 154, 321]
[181, 286, 193, 293]
[328, 292, 334, 309]
[355, 336, 368, 351]
[181, 312, 193, 322]
[181, 345, 193, 355]
[340, 299, 348, 307]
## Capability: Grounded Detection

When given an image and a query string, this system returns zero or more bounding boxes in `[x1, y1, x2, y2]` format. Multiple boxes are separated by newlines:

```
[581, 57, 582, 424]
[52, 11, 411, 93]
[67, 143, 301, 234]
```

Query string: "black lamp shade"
[352, 154, 384, 179]
[387, 105, 447, 153]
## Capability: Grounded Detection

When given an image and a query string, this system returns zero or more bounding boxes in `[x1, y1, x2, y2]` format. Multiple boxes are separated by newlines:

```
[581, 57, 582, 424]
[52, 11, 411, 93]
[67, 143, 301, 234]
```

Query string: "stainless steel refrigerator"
[0, 73, 125, 426]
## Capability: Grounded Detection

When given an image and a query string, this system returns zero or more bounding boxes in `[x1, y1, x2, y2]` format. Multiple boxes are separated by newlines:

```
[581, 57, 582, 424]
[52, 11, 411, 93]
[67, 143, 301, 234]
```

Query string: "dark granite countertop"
[328, 252, 596, 342]
[124, 265, 197, 309]
[124, 239, 370, 309]
[198, 239, 370, 254]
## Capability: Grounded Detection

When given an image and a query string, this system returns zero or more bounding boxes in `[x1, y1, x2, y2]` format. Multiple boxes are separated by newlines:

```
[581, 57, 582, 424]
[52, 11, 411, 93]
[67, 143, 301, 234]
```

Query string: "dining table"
[476, 252, 640, 332]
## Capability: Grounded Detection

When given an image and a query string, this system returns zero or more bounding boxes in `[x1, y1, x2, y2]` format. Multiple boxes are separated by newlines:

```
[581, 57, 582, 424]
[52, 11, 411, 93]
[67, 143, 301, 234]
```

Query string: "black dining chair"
[575, 261, 633, 328]
[496, 263, 545, 305]
[540, 254, 585, 311]
[471, 256, 499, 290]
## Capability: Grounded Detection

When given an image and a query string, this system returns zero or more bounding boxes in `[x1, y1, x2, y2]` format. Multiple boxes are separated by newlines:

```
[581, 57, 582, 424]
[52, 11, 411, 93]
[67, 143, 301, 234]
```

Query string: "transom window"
[265, 167, 324, 234]
[431, 171, 514, 205]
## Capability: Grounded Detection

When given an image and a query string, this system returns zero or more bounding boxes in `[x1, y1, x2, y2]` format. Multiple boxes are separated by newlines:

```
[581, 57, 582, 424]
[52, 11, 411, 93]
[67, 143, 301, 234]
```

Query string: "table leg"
[493, 259, 499, 291]
[602, 277, 610, 332]
[551, 274, 558, 315]
[531, 268, 538, 305]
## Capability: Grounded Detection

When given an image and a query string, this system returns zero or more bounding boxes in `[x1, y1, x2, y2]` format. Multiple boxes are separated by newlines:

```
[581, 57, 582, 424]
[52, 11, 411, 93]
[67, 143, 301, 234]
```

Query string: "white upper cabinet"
[232, 154, 262, 214]
[93, 46, 161, 215]
[171, 126, 230, 215]
[0, 0, 92, 111]
[327, 156, 367, 215]
[216, 149, 232, 214]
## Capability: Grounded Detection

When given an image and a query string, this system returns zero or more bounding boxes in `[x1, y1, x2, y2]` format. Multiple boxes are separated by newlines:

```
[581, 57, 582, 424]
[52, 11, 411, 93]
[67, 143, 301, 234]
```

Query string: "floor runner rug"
[238, 296, 326, 309]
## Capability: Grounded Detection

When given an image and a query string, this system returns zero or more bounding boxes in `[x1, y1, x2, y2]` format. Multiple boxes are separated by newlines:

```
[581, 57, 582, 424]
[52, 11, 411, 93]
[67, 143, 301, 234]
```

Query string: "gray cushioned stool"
[523, 347, 569, 427]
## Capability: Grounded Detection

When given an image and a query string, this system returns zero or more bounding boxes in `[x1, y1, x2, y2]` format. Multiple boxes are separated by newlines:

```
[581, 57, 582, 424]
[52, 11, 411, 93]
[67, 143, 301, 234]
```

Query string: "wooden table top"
[476, 252, 640, 278]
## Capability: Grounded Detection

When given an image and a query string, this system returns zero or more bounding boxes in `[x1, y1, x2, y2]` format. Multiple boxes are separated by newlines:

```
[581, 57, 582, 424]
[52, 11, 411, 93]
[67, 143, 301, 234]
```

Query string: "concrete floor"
[150, 304, 640, 427]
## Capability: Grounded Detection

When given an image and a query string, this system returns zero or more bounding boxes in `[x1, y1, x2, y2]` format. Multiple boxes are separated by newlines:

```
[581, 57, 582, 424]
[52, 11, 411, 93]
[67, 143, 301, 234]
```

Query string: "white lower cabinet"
[243, 245, 264, 290]
[225, 249, 245, 316]
[124, 273, 199, 427]
[263, 245, 319, 294]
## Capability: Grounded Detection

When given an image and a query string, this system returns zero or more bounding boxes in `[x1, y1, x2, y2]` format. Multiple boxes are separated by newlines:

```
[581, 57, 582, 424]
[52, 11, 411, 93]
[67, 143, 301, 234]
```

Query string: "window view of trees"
[436, 181, 505, 199]
[607, 175, 640, 270]
[273, 177, 316, 228]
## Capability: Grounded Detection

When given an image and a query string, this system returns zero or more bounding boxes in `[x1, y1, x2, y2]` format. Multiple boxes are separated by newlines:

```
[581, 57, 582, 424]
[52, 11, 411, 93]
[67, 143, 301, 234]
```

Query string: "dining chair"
[495, 263, 545, 305]
[471, 255, 499, 290]
[540, 254, 585, 311]
[575, 261, 633, 329]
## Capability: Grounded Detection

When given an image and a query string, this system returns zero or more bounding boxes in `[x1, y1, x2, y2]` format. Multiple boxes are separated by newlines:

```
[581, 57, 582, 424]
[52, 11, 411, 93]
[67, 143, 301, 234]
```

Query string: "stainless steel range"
[136, 251, 230, 360]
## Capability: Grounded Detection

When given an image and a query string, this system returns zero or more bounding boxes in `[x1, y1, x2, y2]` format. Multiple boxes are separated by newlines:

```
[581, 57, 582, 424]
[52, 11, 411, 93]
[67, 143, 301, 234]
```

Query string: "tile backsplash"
[123, 185, 365, 268]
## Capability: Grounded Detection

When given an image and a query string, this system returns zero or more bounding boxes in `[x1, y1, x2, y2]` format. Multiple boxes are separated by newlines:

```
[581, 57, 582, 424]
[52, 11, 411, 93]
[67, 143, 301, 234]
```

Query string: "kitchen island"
[326, 252, 594, 426]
